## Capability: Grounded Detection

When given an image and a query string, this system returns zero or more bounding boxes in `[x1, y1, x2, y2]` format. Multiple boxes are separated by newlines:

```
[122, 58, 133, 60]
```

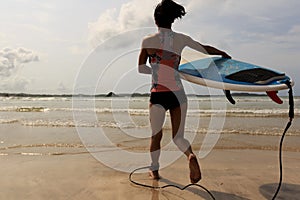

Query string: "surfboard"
[179, 57, 294, 104]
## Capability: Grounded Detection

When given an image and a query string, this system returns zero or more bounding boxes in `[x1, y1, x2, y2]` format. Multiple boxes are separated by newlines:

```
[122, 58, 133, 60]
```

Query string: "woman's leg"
[169, 102, 191, 155]
[149, 104, 166, 179]
[170, 103, 201, 183]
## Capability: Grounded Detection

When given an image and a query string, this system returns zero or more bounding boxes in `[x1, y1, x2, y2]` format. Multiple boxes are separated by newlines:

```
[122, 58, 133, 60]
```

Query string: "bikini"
[149, 30, 187, 110]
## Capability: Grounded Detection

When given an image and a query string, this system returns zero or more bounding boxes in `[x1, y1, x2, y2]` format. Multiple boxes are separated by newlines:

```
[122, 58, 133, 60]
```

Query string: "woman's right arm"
[138, 48, 152, 74]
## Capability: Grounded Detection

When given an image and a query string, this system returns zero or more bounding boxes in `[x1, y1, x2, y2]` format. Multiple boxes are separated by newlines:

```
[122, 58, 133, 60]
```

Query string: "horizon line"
[0, 92, 296, 97]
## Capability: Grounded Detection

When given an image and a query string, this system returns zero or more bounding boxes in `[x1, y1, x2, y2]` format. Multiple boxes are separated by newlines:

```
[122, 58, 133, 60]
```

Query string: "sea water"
[0, 95, 299, 134]
[0, 95, 299, 158]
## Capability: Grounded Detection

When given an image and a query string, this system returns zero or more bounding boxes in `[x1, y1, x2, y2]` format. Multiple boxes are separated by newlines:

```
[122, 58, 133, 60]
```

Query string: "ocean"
[0, 94, 299, 168]
[0, 95, 299, 133]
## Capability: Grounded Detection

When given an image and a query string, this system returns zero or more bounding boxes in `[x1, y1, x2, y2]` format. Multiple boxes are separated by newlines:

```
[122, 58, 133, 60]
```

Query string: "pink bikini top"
[149, 49, 183, 92]
[149, 29, 184, 92]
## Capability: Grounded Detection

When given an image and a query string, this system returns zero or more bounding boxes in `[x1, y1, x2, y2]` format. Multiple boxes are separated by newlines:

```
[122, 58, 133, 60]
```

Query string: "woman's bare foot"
[149, 170, 160, 180]
[189, 154, 201, 183]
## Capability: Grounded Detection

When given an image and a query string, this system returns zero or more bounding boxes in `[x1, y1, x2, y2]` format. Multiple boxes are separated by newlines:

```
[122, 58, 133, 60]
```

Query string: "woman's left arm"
[184, 35, 231, 59]
[202, 45, 231, 59]
[138, 48, 152, 74]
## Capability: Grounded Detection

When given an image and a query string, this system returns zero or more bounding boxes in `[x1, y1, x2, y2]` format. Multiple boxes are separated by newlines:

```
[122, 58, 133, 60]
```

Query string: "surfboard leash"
[272, 81, 294, 200]
[129, 166, 216, 200]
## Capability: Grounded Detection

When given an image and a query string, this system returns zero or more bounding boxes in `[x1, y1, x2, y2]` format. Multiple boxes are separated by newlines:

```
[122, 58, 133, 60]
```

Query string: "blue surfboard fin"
[224, 90, 236, 105]
[267, 91, 283, 104]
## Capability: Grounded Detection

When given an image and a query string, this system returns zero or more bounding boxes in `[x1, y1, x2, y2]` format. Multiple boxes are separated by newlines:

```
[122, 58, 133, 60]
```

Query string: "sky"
[0, 0, 299, 95]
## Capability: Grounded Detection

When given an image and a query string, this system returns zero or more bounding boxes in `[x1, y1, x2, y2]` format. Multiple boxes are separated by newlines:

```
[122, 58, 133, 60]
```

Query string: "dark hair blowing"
[154, 0, 186, 28]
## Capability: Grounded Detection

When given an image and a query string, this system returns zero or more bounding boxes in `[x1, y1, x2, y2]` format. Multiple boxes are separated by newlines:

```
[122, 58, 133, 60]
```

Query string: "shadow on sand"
[149, 178, 251, 200]
[259, 183, 300, 200]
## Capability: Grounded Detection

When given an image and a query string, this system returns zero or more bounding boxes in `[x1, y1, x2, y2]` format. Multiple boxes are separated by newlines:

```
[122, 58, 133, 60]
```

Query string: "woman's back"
[142, 28, 191, 56]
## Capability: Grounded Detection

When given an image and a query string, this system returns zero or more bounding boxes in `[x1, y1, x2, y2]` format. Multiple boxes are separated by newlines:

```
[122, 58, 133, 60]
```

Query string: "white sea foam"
[47, 107, 300, 117]
[0, 106, 299, 117]
[0, 119, 19, 124]
[20, 120, 88, 127]
[0, 106, 49, 112]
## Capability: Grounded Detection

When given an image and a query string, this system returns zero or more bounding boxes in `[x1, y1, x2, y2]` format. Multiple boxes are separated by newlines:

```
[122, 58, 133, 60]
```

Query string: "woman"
[138, 0, 231, 183]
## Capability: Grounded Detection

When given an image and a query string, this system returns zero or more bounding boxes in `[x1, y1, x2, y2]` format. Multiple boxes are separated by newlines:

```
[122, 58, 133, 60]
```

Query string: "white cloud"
[0, 47, 39, 77]
[0, 47, 39, 92]
[85, 0, 300, 95]
[88, 0, 158, 47]
[89, 0, 300, 48]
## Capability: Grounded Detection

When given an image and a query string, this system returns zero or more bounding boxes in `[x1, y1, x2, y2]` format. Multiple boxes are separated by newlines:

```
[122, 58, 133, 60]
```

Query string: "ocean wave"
[101, 122, 148, 129]
[20, 120, 93, 127]
[0, 118, 298, 136]
[188, 109, 300, 117]
[0, 117, 149, 129]
[19, 120, 150, 129]
[53, 108, 149, 115]
[0, 105, 299, 117]
[220, 129, 300, 136]
[0, 106, 49, 112]
[0, 119, 19, 124]
[17, 107, 49, 112]
[47, 107, 300, 117]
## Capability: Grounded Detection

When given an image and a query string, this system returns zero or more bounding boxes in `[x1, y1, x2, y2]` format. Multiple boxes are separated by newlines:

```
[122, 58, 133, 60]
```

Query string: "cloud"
[0, 47, 39, 91]
[88, 0, 158, 47]
[186, 0, 300, 36]
[89, 0, 300, 48]
[0, 47, 39, 77]
[88, 0, 300, 54]
[86, 0, 300, 95]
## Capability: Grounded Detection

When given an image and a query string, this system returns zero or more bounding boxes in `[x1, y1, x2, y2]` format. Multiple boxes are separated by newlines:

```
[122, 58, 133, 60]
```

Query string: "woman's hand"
[221, 51, 232, 59]
[201, 45, 232, 59]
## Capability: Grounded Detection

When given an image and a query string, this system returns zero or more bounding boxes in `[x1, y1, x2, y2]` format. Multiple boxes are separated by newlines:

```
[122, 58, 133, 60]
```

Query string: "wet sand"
[0, 124, 300, 200]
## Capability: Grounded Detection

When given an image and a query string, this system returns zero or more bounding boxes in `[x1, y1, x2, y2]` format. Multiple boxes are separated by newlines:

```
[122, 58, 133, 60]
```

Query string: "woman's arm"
[138, 48, 152, 74]
[185, 35, 231, 59]
[202, 45, 231, 59]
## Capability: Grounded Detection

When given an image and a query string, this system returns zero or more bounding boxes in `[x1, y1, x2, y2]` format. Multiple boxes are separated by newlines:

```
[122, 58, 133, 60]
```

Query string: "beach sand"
[1, 124, 300, 200]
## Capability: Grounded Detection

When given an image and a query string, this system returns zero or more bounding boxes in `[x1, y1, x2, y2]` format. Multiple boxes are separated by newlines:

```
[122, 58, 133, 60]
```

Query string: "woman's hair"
[154, 0, 186, 28]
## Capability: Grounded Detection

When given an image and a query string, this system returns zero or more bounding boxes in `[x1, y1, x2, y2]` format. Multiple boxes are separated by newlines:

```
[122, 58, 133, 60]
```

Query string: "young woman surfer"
[138, 0, 231, 183]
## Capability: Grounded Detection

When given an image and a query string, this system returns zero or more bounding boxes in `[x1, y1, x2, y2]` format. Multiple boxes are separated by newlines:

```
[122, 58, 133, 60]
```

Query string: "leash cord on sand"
[129, 166, 216, 200]
[272, 81, 294, 200]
